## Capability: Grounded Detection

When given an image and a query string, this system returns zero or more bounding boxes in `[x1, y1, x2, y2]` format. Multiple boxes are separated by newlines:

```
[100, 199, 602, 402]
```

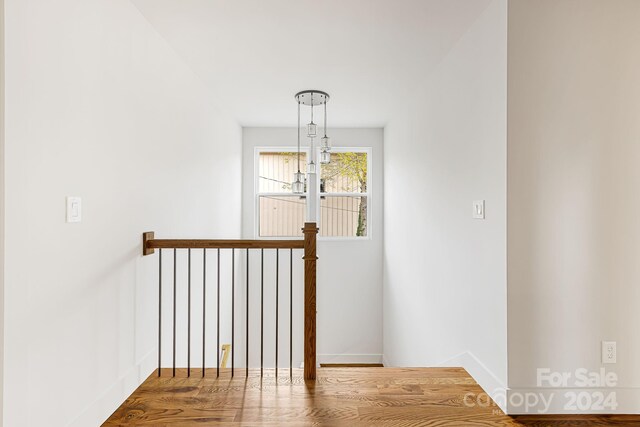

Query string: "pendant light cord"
[309, 93, 314, 165]
[324, 99, 327, 138]
[297, 100, 301, 173]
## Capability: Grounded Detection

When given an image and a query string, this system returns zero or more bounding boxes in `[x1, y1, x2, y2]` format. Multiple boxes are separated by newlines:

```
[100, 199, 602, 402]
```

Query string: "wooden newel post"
[303, 222, 318, 380]
[142, 231, 155, 256]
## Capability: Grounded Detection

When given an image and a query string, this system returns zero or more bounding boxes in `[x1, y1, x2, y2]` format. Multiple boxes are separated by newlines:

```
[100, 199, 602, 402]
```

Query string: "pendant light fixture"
[292, 99, 306, 194]
[292, 90, 330, 194]
[320, 99, 331, 164]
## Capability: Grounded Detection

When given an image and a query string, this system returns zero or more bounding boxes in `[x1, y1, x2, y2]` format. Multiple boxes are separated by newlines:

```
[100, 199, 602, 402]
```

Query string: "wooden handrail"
[143, 236, 304, 253]
[141, 224, 318, 381]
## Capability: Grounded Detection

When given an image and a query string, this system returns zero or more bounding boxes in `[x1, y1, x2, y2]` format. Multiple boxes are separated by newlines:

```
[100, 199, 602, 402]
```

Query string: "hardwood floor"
[103, 367, 640, 426]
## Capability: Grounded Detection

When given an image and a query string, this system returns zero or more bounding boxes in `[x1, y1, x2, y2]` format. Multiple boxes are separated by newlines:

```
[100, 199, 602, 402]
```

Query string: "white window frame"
[254, 146, 372, 241]
[254, 147, 309, 240]
[316, 146, 372, 241]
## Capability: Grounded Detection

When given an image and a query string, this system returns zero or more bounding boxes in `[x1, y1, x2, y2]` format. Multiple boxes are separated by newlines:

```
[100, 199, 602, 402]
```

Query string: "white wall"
[507, 0, 640, 414]
[242, 128, 384, 364]
[383, 0, 507, 407]
[3, 0, 242, 426]
[0, 0, 4, 423]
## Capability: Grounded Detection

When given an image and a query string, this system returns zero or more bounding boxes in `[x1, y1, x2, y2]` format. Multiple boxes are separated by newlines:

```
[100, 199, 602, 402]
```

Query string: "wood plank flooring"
[103, 367, 640, 426]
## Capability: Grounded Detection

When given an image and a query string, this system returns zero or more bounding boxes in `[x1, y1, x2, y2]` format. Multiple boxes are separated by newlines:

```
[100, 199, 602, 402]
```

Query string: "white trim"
[382, 354, 391, 368]
[254, 146, 309, 239]
[67, 350, 156, 427]
[317, 353, 384, 365]
[317, 146, 372, 241]
[253, 146, 372, 241]
[322, 192, 368, 197]
[506, 387, 640, 414]
[382, 352, 640, 414]
[437, 350, 507, 413]
[257, 192, 308, 197]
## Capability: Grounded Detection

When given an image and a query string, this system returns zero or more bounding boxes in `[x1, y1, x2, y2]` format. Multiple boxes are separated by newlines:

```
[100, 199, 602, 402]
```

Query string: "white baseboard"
[507, 387, 640, 414]
[382, 354, 390, 368]
[317, 354, 383, 365]
[67, 350, 156, 427]
[435, 351, 640, 414]
[437, 350, 508, 413]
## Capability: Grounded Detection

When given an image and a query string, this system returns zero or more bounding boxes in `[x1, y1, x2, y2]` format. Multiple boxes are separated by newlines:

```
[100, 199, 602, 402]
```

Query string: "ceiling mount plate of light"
[295, 90, 329, 106]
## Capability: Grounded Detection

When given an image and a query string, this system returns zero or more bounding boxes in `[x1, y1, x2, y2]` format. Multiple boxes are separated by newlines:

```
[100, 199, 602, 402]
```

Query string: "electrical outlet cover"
[602, 341, 617, 364]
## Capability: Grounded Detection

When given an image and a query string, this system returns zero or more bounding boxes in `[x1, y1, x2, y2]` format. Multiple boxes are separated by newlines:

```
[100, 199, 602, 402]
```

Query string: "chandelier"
[292, 90, 331, 194]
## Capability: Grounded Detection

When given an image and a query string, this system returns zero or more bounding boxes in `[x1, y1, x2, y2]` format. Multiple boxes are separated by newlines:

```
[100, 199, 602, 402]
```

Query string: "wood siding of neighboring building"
[258, 152, 366, 238]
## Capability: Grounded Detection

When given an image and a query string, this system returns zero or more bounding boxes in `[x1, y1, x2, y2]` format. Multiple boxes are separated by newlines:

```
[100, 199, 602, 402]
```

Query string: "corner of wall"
[0, 0, 5, 423]
[438, 351, 508, 413]
[381, 0, 508, 413]
[67, 351, 155, 427]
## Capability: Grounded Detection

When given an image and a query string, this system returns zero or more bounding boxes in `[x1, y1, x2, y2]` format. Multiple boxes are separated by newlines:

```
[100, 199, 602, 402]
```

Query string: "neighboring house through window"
[256, 148, 370, 239]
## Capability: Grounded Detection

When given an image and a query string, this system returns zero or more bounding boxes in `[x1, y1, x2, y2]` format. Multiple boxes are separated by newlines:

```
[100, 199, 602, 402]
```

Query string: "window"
[256, 148, 370, 239]
[319, 150, 369, 238]
[257, 150, 307, 237]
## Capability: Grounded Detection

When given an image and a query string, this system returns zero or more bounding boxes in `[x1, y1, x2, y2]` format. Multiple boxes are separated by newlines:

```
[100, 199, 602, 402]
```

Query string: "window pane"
[259, 152, 307, 193]
[259, 195, 306, 237]
[320, 152, 367, 194]
[320, 196, 367, 237]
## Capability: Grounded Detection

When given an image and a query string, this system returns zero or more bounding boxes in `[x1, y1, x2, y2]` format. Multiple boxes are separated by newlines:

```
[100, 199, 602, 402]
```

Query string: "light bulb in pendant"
[307, 122, 317, 138]
[292, 171, 305, 194]
[320, 136, 330, 151]
[320, 149, 331, 164]
[307, 160, 317, 175]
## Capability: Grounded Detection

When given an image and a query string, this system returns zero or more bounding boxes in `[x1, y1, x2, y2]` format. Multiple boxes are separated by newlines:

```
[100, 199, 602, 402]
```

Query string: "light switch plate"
[66, 196, 82, 223]
[473, 200, 485, 219]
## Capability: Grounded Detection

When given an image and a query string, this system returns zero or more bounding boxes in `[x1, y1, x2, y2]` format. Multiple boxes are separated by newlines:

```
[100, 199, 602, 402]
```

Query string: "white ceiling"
[131, 0, 491, 127]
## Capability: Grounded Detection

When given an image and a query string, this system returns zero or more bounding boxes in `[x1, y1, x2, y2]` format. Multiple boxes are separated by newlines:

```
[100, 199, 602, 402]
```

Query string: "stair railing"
[142, 222, 318, 381]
